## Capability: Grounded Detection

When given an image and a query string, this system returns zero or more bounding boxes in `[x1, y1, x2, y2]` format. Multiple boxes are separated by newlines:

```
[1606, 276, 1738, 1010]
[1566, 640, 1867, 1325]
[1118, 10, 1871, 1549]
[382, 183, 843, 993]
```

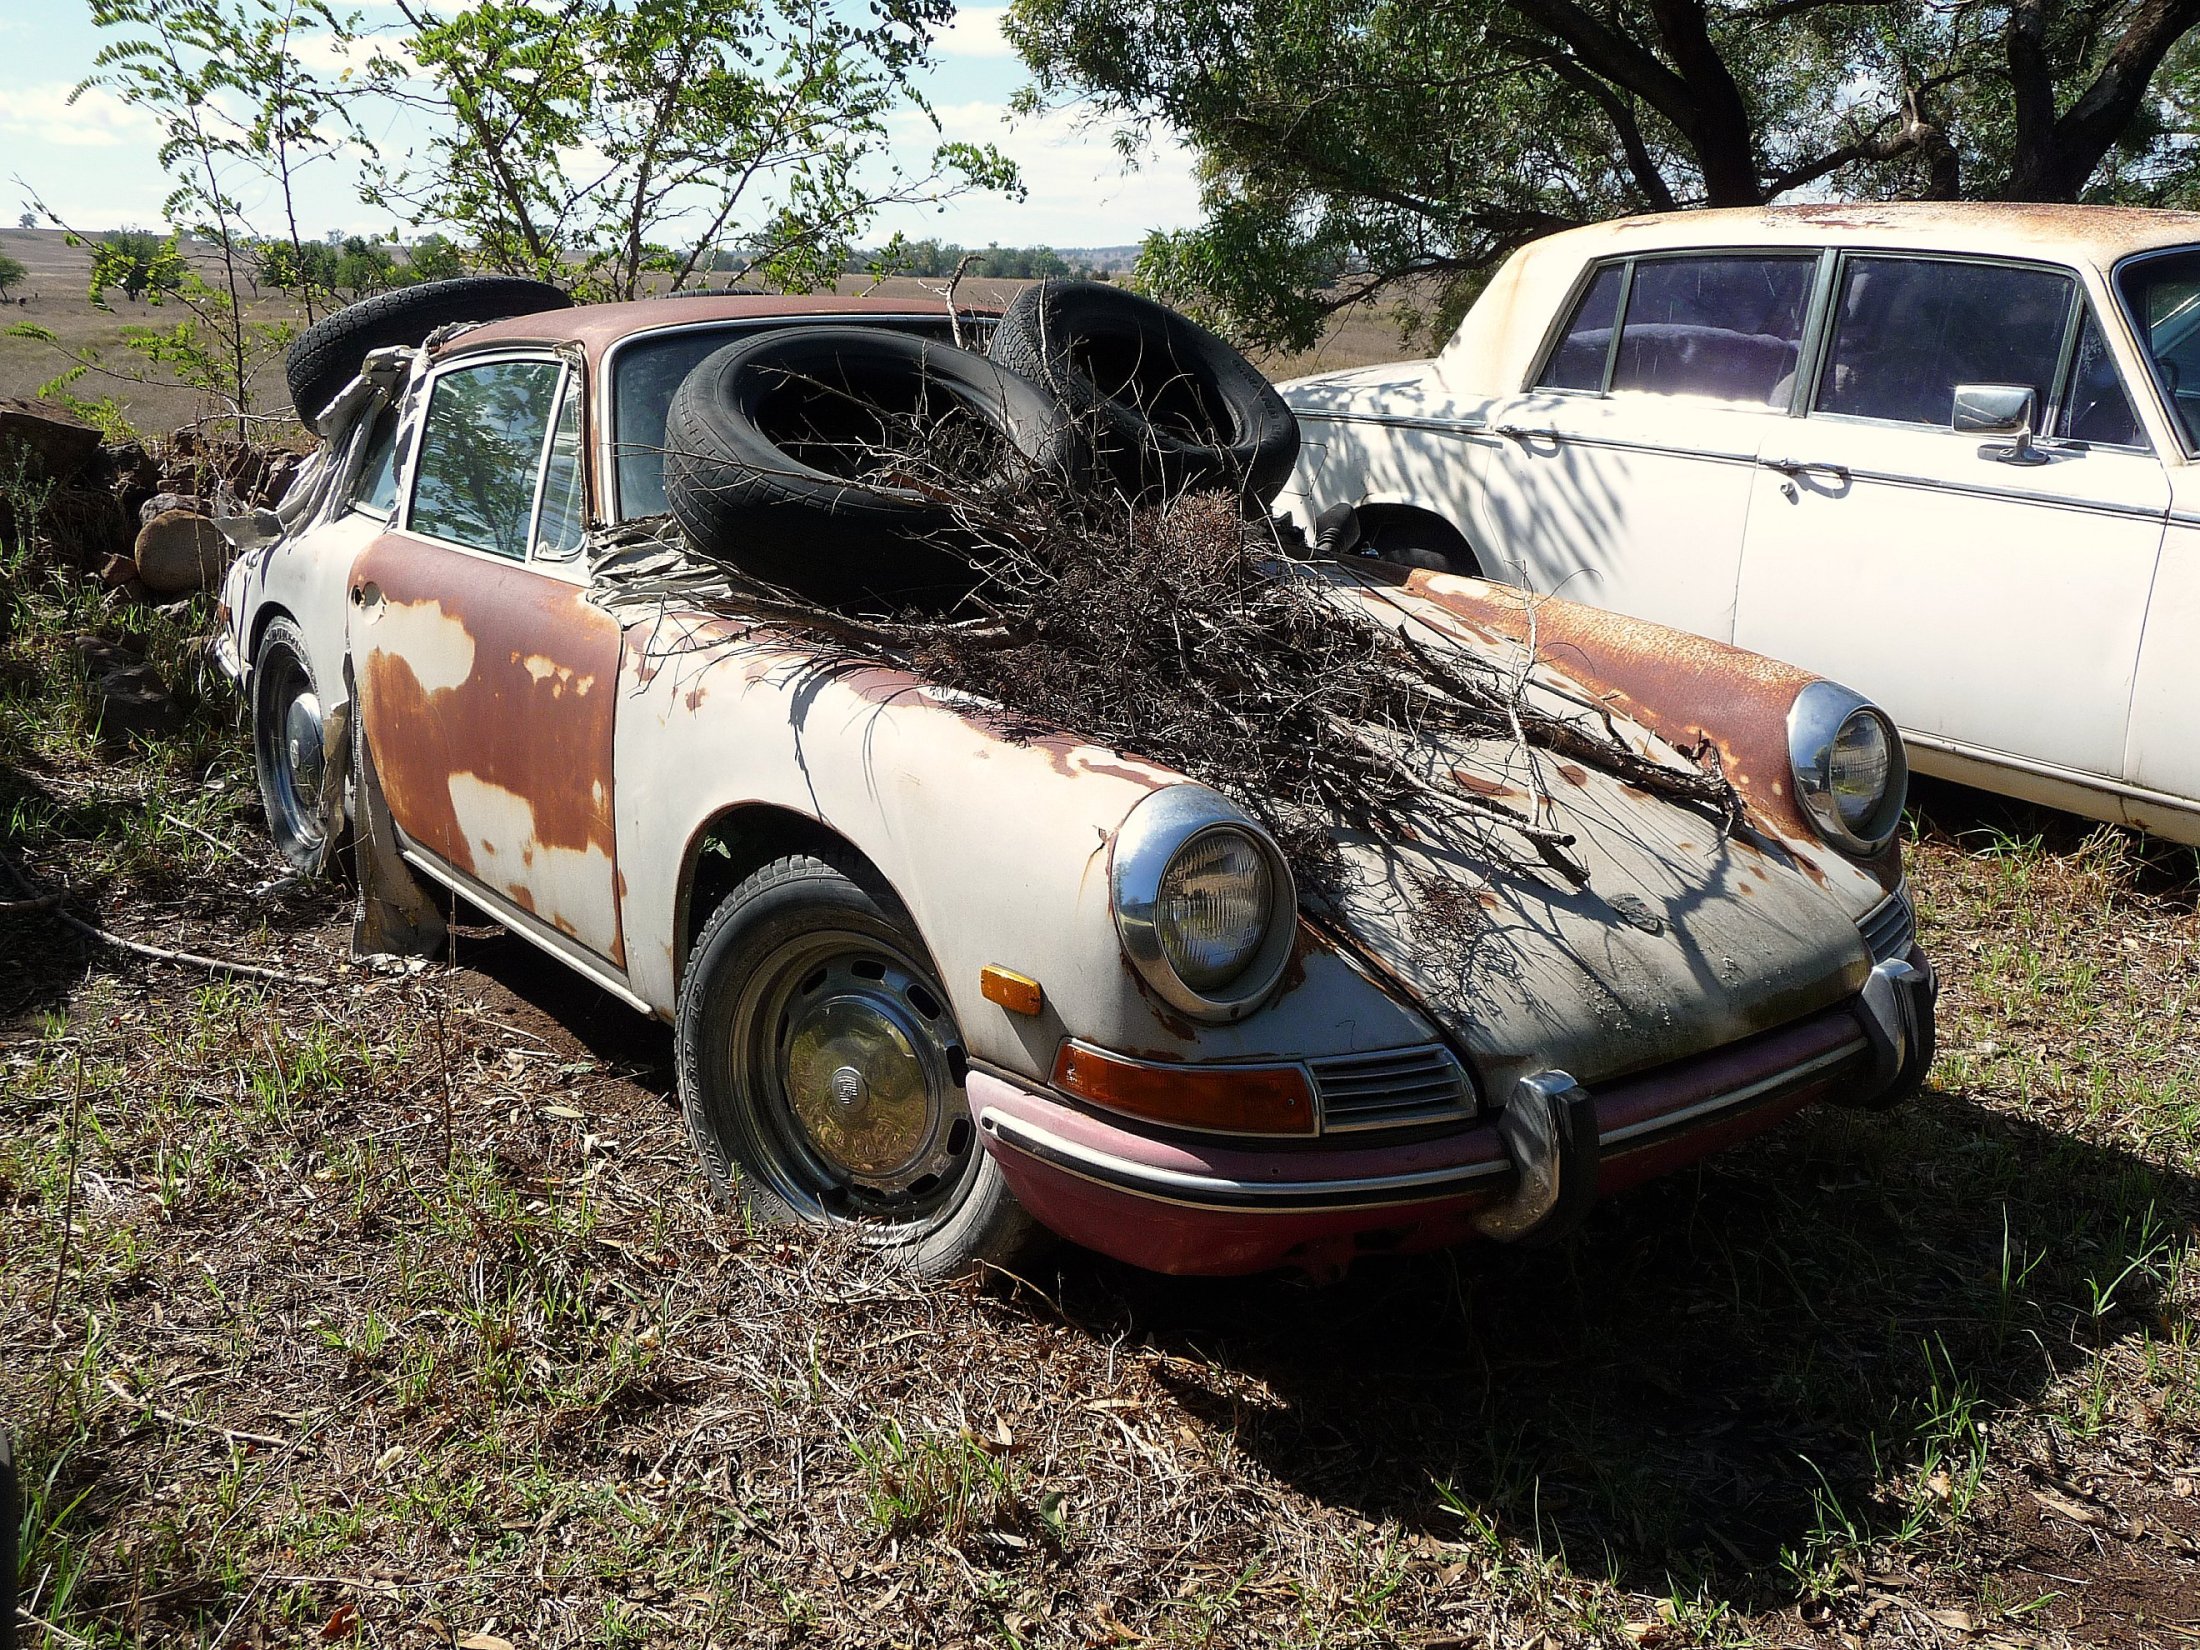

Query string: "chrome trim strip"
[1899, 727, 2200, 816]
[978, 1108, 1510, 1212]
[1600, 1037, 1866, 1150]
[1288, 410, 1498, 440]
[397, 847, 651, 1014]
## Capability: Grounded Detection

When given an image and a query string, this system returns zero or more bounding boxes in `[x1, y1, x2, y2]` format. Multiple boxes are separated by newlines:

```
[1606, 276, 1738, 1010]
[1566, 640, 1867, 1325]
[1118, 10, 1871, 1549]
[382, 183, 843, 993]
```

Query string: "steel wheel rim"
[733, 926, 975, 1228]
[257, 651, 324, 854]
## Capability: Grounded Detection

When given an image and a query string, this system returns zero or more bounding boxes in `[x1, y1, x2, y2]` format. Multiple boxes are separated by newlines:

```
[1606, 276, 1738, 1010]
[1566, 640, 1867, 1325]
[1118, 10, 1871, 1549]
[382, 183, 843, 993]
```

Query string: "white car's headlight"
[1788, 680, 1908, 854]
[1112, 788, 1297, 1021]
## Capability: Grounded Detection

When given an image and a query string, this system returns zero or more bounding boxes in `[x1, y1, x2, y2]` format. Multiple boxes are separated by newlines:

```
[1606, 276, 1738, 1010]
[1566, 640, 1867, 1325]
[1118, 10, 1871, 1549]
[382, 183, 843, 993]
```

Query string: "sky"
[0, 0, 1205, 252]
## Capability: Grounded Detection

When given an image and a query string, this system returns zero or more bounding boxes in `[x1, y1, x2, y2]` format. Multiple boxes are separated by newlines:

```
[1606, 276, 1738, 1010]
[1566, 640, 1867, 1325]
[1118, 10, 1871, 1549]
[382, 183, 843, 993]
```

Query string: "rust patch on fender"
[1400, 572, 1900, 890]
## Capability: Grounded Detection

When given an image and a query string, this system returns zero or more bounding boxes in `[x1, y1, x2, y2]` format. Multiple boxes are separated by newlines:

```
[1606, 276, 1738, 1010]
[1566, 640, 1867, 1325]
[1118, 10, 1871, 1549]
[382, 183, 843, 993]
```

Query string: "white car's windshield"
[2117, 248, 2200, 447]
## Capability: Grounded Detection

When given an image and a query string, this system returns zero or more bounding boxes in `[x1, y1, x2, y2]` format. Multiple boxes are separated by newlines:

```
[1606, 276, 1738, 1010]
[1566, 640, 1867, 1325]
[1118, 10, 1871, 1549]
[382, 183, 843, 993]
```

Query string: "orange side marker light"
[980, 965, 1044, 1016]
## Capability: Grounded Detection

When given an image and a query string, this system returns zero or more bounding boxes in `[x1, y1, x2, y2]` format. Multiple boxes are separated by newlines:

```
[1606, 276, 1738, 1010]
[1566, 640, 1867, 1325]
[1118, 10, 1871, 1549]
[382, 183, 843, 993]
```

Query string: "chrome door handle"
[1494, 424, 1561, 441]
[1761, 456, 1850, 482]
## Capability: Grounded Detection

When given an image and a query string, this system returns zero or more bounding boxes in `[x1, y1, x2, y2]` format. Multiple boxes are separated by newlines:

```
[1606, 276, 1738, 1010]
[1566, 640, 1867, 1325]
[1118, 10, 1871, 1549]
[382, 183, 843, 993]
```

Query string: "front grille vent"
[1859, 885, 1917, 965]
[1310, 1046, 1476, 1133]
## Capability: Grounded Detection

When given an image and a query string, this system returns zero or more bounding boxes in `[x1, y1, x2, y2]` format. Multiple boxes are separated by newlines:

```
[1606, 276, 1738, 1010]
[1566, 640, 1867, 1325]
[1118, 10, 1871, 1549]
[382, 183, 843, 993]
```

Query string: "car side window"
[532, 375, 586, 559]
[407, 359, 563, 558]
[1608, 255, 1815, 407]
[1815, 257, 2073, 428]
[1535, 264, 1623, 392]
[350, 406, 403, 517]
[2057, 308, 2145, 448]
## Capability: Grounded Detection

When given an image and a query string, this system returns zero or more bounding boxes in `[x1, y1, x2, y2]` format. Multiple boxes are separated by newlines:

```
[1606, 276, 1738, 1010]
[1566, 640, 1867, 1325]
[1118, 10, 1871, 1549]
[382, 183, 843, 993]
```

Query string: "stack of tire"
[660, 282, 1299, 607]
[281, 277, 1298, 612]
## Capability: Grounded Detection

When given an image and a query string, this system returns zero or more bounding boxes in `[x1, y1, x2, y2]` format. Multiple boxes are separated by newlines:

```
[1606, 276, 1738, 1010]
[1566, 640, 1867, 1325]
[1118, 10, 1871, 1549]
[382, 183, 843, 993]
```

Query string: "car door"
[1733, 254, 2169, 788]
[351, 352, 630, 970]
[1472, 250, 1818, 639]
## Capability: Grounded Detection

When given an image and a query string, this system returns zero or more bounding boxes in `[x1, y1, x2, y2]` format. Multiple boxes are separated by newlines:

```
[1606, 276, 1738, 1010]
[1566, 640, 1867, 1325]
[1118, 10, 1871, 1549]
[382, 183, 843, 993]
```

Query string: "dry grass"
[3, 462, 2198, 1649]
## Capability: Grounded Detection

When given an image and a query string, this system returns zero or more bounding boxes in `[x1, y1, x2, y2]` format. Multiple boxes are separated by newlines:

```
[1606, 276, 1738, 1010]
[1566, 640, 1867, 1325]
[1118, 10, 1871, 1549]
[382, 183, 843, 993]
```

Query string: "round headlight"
[1156, 828, 1273, 992]
[1111, 787, 1296, 1022]
[1788, 680, 1907, 854]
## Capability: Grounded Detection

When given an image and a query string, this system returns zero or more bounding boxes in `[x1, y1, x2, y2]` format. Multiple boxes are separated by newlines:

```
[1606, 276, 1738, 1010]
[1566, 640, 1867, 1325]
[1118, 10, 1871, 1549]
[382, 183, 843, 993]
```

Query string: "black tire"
[1356, 509, 1481, 578]
[661, 325, 1086, 610]
[989, 279, 1300, 507]
[676, 853, 1047, 1281]
[284, 276, 572, 433]
[251, 616, 337, 874]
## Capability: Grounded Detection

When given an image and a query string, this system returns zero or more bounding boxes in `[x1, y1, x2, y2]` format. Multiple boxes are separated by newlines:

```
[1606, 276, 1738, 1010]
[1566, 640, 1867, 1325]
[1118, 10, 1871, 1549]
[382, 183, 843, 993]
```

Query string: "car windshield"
[2116, 249, 2200, 447]
[610, 316, 969, 519]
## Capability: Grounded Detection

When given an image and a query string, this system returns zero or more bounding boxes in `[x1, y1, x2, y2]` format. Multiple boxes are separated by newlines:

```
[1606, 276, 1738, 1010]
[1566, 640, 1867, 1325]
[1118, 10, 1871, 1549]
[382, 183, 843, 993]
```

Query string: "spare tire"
[662, 325, 1086, 610]
[988, 280, 1298, 507]
[284, 275, 572, 433]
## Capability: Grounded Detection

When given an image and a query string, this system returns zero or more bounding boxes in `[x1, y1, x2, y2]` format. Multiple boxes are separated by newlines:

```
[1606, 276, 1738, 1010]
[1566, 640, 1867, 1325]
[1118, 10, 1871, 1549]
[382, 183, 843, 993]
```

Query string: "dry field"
[2, 467, 2197, 1648]
[0, 231, 1424, 449]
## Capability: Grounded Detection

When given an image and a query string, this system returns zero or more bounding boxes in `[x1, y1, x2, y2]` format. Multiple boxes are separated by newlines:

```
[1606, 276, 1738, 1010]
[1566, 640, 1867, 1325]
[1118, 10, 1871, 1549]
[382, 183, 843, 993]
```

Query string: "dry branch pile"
[612, 400, 1742, 900]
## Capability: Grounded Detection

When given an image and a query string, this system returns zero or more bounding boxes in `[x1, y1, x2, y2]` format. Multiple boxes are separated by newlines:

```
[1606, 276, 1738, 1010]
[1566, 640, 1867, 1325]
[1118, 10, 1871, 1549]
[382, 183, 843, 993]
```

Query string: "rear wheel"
[251, 616, 335, 873]
[1356, 508, 1481, 578]
[676, 853, 1046, 1279]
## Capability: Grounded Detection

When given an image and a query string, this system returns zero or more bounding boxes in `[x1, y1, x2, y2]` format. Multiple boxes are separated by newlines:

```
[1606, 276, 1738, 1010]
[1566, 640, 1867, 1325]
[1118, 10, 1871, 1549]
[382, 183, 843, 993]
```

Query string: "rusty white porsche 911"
[216, 277, 1936, 1279]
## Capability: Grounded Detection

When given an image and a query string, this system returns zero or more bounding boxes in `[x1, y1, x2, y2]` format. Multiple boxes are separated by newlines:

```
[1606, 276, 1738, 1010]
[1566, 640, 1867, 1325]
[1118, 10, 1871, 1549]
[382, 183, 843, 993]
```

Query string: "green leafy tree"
[0, 251, 26, 299]
[366, 0, 1020, 299]
[1009, 0, 2200, 346]
[400, 233, 467, 284]
[64, 0, 368, 427]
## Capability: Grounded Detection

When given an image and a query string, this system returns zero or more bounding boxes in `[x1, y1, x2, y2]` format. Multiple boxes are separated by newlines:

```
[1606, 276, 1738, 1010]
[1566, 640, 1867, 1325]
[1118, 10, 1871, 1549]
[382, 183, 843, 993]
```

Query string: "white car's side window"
[1608, 255, 1815, 407]
[1813, 256, 2072, 428]
[1537, 263, 1623, 391]
[2057, 308, 2146, 448]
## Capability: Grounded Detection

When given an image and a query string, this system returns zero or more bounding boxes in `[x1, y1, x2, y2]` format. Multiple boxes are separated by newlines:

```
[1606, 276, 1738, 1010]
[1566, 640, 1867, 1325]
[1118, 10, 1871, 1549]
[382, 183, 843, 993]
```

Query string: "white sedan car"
[1281, 202, 2200, 845]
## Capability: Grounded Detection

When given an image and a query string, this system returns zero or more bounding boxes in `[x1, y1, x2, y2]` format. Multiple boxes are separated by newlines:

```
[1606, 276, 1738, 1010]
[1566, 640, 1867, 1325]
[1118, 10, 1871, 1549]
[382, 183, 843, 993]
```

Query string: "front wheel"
[675, 853, 1047, 1280]
[251, 616, 337, 874]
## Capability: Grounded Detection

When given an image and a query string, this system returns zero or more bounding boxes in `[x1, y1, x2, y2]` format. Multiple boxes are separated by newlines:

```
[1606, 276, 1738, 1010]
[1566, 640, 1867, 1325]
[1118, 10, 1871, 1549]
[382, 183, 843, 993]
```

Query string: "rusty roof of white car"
[1529, 201, 2200, 267]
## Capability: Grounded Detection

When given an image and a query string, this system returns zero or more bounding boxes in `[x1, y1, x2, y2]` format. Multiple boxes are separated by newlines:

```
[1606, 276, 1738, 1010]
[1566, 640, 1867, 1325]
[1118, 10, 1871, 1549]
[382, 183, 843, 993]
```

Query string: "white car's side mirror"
[1953, 382, 2049, 467]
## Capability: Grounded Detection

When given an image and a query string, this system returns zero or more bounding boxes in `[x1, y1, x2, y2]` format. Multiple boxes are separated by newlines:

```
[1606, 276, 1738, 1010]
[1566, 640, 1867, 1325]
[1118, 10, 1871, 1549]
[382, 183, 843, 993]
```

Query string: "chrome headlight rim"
[1111, 786, 1298, 1024]
[1787, 679, 1908, 855]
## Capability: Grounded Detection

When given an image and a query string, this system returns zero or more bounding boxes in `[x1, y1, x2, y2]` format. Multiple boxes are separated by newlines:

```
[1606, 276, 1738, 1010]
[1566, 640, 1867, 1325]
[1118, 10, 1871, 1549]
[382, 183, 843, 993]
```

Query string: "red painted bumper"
[973, 975, 1923, 1276]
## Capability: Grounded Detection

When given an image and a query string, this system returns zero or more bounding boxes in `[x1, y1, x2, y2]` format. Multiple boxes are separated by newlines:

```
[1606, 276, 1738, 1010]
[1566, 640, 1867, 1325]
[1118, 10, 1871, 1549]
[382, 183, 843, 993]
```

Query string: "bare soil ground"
[2, 492, 2196, 1647]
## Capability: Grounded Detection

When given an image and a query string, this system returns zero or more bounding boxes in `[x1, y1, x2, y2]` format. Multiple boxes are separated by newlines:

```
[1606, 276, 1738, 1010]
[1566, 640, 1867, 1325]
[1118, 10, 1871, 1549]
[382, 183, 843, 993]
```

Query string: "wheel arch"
[1352, 500, 1483, 573]
[671, 803, 914, 999]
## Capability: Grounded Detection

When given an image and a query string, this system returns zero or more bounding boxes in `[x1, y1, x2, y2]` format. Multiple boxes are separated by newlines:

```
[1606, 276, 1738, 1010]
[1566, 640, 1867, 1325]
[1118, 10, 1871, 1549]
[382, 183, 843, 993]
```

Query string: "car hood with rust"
[1295, 570, 1885, 1095]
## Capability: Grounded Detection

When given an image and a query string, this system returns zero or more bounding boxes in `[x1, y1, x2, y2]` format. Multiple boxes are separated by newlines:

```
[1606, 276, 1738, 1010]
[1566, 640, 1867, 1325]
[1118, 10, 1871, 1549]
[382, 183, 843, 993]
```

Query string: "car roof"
[439, 293, 989, 367]
[1527, 201, 2200, 269]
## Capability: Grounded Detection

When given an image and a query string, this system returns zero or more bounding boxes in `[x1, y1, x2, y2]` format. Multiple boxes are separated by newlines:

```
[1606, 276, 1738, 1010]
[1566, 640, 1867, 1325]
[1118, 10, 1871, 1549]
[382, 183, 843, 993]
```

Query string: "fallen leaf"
[2031, 1488, 2104, 1527]
[456, 1636, 513, 1650]
[1926, 1607, 1977, 1634]
[320, 1602, 360, 1641]
[372, 1443, 404, 1476]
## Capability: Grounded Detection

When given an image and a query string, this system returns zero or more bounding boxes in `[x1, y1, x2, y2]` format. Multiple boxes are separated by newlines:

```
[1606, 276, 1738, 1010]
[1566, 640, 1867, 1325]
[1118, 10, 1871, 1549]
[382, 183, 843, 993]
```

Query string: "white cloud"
[0, 83, 161, 150]
[884, 99, 1202, 246]
[936, 6, 1016, 58]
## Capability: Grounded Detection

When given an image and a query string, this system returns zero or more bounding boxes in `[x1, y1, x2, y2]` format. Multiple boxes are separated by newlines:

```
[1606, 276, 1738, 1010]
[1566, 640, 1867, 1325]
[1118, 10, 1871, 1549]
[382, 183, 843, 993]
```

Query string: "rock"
[261, 452, 302, 506]
[101, 580, 150, 611]
[68, 634, 182, 746]
[139, 491, 205, 527]
[0, 397, 102, 482]
[134, 509, 229, 594]
[98, 553, 139, 588]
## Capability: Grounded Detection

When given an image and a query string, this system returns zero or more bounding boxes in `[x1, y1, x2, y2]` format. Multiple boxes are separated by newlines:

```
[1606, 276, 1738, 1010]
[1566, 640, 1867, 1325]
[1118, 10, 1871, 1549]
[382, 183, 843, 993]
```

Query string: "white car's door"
[1472, 251, 1818, 640]
[1734, 254, 2168, 788]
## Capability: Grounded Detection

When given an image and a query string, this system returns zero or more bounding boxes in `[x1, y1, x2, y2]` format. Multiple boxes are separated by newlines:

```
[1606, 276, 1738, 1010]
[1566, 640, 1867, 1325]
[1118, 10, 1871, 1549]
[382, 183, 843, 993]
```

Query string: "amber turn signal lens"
[1051, 1041, 1315, 1136]
[980, 965, 1043, 1016]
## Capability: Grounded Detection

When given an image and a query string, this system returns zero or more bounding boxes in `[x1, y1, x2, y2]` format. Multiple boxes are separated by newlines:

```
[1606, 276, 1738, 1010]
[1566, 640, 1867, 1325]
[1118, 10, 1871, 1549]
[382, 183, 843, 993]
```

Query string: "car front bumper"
[972, 954, 1937, 1276]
